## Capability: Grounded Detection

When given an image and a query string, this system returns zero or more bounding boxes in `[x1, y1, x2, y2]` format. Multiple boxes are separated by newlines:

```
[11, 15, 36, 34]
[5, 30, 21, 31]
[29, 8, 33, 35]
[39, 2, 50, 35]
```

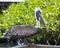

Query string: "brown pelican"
[3, 8, 48, 44]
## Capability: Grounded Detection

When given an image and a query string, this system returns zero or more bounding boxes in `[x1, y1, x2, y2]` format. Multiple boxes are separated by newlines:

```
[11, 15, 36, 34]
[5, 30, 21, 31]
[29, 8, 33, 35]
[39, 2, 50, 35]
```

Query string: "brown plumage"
[3, 8, 48, 43]
[4, 25, 41, 39]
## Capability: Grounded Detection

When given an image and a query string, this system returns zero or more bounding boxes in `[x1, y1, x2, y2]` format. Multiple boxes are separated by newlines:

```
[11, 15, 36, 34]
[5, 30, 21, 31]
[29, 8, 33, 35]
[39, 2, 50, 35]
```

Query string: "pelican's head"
[34, 8, 42, 13]
[34, 8, 42, 21]
[34, 8, 48, 31]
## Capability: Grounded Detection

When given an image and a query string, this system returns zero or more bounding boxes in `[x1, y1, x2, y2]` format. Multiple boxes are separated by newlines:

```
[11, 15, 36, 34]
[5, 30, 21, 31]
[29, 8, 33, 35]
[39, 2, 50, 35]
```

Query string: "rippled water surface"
[0, 43, 60, 48]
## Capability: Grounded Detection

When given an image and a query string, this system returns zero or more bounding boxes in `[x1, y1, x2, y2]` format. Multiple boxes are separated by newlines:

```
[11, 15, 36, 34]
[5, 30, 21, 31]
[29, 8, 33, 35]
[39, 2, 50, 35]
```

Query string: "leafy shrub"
[0, 0, 60, 45]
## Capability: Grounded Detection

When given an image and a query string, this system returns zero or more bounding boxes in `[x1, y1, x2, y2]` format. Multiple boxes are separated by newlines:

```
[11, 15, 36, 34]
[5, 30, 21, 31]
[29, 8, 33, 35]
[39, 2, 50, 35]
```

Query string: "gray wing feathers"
[4, 25, 38, 38]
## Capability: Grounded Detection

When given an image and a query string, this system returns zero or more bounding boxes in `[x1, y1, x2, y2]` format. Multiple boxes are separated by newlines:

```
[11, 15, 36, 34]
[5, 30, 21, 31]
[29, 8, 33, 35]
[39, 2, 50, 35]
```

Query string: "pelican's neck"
[35, 19, 40, 28]
[34, 8, 41, 28]
[35, 15, 40, 28]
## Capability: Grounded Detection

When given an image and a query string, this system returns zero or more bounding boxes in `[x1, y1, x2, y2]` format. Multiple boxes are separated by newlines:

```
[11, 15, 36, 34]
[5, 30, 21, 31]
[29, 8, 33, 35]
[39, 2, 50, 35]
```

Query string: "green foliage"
[0, 0, 60, 30]
[0, 0, 60, 44]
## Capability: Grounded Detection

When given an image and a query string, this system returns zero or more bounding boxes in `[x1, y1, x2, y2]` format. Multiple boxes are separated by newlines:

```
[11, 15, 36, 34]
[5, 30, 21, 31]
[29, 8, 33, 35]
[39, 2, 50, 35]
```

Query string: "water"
[20, 45, 60, 48]
[0, 42, 60, 48]
[0, 39, 60, 48]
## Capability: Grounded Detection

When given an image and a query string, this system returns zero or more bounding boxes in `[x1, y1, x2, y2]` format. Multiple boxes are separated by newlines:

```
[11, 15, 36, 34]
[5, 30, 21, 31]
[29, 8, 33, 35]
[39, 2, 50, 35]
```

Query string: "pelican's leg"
[24, 38, 30, 45]
[17, 38, 30, 45]
[17, 39, 25, 46]
[17, 39, 22, 46]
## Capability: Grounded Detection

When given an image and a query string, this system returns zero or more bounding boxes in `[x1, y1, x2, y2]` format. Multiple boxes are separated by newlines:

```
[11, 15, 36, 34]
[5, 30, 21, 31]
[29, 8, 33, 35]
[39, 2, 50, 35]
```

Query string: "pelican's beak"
[36, 10, 49, 31]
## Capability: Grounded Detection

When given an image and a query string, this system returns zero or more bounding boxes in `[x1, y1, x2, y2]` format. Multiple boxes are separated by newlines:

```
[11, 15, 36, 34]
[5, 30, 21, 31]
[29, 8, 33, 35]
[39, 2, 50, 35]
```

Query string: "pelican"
[3, 8, 48, 44]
